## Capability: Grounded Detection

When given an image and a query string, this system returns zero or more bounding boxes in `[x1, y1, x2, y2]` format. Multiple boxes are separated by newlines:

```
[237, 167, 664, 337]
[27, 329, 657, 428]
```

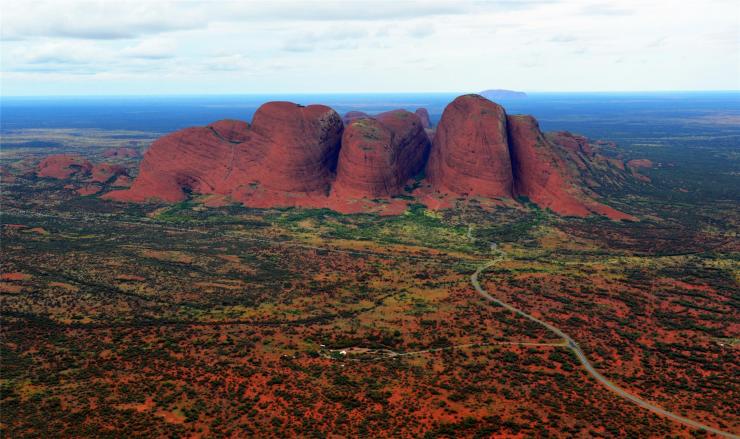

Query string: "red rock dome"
[250, 102, 343, 193]
[426, 94, 513, 198]
[333, 110, 429, 198]
[105, 102, 343, 204]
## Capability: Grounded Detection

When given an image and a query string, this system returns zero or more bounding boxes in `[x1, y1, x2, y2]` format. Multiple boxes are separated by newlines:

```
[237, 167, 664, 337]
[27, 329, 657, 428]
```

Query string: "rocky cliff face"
[103, 95, 635, 219]
[333, 110, 429, 198]
[106, 125, 238, 202]
[507, 115, 592, 216]
[250, 102, 343, 193]
[507, 115, 633, 220]
[426, 94, 514, 199]
[106, 102, 343, 205]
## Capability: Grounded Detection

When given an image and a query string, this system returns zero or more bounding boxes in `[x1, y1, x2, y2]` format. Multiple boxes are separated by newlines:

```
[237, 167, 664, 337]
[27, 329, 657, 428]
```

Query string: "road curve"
[472, 257, 739, 439]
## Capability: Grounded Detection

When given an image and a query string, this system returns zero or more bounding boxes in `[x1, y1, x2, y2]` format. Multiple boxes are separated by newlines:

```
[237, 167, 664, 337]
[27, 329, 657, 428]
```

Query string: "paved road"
[471, 254, 739, 438]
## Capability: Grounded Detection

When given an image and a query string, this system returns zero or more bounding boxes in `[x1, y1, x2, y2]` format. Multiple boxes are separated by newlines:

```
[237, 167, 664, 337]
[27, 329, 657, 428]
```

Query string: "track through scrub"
[471, 249, 739, 439]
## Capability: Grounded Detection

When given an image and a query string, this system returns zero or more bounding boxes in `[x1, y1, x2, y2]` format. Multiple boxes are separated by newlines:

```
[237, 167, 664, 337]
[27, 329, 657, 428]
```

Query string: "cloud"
[549, 34, 578, 43]
[1, 1, 205, 40]
[15, 41, 106, 66]
[121, 39, 177, 59]
[407, 23, 436, 38]
[1, 0, 549, 41]
[281, 28, 369, 52]
[580, 3, 633, 16]
[646, 37, 667, 48]
[1, 0, 738, 93]
[25, 54, 87, 65]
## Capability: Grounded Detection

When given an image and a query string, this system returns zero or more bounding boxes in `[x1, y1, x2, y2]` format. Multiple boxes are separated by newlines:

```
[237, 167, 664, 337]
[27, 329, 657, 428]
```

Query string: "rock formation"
[35, 154, 131, 196]
[106, 102, 343, 205]
[90, 163, 128, 184]
[343, 111, 370, 125]
[480, 89, 527, 99]
[426, 94, 514, 198]
[548, 131, 593, 157]
[507, 115, 633, 220]
[103, 94, 635, 219]
[249, 102, 343, 193]
[36, 155, 92, 179]
[333, 110, 429, 198]
[415, 108, 432, 129]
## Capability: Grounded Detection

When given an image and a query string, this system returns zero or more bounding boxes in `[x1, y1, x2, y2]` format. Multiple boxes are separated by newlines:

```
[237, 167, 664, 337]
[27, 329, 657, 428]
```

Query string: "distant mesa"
[98, 94, 637, 219]
[479, 89, 527, 99]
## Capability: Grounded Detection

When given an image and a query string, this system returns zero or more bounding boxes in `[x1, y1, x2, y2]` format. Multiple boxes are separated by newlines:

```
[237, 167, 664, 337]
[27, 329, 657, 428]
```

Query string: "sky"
[1, 0, 738, 96]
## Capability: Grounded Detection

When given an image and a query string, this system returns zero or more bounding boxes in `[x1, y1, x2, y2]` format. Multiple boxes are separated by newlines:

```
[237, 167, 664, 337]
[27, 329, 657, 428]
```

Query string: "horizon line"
[2, 90, 740, 99]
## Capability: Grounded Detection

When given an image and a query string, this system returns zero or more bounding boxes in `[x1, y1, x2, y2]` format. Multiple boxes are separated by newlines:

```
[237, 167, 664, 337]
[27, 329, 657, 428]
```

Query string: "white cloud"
[1, 0, 738, 94]
[121, 39, 178, 59]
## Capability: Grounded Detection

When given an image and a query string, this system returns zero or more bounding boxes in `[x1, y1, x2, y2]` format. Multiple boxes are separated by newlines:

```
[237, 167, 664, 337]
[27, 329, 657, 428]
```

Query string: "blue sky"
[1, 0, 738, 95]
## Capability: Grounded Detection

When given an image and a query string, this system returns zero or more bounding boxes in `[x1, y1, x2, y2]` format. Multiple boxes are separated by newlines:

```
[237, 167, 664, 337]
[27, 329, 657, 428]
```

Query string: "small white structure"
[339, 350, 347, 356]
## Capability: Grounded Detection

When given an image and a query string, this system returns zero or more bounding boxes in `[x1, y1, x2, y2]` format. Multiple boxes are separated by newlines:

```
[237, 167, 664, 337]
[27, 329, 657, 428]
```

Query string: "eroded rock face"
[105, 102, 343, 204]
[250, 102, 343, 193]
[415, 108, 432, 129]
[106, 125, 241, 202]
[507, 115, 632, 220]
[333, 110, 430, 198]
[426, 94, 513, 198]
[37, 155, 93, 179]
